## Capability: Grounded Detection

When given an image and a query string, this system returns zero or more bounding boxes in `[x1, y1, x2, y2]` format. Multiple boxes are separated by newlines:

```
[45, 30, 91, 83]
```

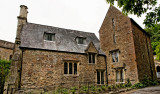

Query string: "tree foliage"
[145, 24, 160, 60]
[106, 0, 159, 27]
[0, 59, 11, 94]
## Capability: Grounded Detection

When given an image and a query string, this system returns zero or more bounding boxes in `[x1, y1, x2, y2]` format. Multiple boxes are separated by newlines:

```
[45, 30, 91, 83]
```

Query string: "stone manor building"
[3, 5, 156, 93]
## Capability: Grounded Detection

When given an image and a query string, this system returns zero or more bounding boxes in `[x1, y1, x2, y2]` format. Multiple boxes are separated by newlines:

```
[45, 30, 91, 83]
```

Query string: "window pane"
[69, 63, 72, 74]
[74, 63, 77, 74]
[101, 71, 104, 84]
[78, 38, 83, 44]
[112, 53, 115, 62]
[92, 54, 95, 63]
[116, 70, 119, 82]
[89, 54, 92, 63]
[44, 33, 55, 41]
[64, 63, 68, 74]
[97, 71, 100, 84]
[115, 52, 119, 62]
[120, 69, 124, 82]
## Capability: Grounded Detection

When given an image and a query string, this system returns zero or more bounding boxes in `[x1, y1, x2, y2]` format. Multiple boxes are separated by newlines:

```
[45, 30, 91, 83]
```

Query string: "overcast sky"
[0, 0, 157, 42]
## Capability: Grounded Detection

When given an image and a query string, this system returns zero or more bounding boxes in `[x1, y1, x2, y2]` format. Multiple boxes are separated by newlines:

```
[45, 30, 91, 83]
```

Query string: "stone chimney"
[18, 5, 28, 22]
[16, 5, 28, 43]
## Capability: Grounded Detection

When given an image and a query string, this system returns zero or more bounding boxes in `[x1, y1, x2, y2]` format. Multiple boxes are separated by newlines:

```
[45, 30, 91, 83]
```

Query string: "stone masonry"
[99, 6, 156, 84]
[3, 5, 157, 94]
[0, 40, 14, 61]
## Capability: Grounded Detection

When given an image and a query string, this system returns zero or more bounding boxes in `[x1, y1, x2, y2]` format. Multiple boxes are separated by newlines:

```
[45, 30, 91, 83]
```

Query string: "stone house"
[99, 6, 157, 84]
[4, 5, 107, 93]
[0, 40, 14, 61]
[3, 5, 157, 93]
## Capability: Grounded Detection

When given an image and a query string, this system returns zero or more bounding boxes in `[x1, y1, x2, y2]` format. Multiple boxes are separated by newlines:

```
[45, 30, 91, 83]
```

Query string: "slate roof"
[20, 23, 105, 55]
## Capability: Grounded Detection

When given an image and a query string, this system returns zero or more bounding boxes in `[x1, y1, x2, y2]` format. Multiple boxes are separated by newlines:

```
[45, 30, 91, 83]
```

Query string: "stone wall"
[0, 40, 14, 60]
[20, 48, 106, 90]
[99, 6, 140, 84]
[99, 5, 156, 84]
[131, 22, 157, 81]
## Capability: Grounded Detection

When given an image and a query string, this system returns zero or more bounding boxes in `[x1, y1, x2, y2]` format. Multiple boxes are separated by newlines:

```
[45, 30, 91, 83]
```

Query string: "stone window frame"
[96, 69, 105, 85]
[110, 49, 120, 63]
[43, 32, 55, 41]
[115, 68, 125, 83]
[88, 52, 97, 64]
[63, 60, 79, 76]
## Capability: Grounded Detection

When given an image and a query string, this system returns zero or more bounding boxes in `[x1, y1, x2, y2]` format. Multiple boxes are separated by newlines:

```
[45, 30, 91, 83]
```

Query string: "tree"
[155, 43, 160, 60]
[106, 0, 159, 27]
[145, 24, 160, 60]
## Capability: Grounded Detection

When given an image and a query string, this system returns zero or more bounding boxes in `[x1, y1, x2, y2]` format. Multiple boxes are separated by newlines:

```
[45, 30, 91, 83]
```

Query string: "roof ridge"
[26, 22, 95, 34]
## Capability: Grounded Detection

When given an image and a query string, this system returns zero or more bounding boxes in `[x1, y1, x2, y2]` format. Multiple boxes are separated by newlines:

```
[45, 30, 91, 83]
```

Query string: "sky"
[0, 0, 157, 42]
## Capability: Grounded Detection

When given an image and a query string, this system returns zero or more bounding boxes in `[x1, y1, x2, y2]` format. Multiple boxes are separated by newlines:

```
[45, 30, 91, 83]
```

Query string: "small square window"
[44, 32, 55, 41]
[76, 37, 86, 44]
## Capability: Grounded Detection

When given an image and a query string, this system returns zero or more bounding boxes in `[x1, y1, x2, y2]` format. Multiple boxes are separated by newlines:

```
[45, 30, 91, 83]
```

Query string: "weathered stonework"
[99, 6, 156, 84]
[4, 5, 157, 94]
[0, 40, 14, 60]
[20, 48, 106, 90]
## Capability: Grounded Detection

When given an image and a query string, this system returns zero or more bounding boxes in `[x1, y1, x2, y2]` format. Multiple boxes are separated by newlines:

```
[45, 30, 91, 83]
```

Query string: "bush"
[131, 83, 145, 89]
[0, 59, 11, 94]
[125, 79, 132, 87]
[70, 87, 77, 94]
[79, 86, 88, 94]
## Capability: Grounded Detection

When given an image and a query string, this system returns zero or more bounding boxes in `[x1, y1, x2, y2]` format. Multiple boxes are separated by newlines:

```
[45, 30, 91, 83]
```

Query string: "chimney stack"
[16, 5, 28, 42]
[18, 5, 28, 23]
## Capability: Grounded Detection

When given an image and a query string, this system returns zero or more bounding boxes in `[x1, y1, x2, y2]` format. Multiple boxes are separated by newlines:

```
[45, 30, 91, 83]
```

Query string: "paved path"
[124, 85, 160, 94]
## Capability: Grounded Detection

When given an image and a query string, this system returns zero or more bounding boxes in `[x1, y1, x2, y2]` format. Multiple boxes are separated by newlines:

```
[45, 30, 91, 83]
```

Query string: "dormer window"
[76, 37, 86, 44]
[44, 32, 55, 41]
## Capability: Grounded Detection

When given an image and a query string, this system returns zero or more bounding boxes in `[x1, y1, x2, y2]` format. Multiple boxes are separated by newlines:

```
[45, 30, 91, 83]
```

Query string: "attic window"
[76, 37, 86, 44]
[44, 32, 55, 41]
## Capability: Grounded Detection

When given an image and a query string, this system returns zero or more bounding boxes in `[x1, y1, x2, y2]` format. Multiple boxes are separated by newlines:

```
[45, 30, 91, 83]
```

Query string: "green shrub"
[131, 83, 145, 88]
[101, 85, 106, 91]
[70, 87, 77, 94]
[125, 79, 132, 87]
[0, 59, 11, 94]
[90, 85, 97, 93]
[80, 86, 88, 94]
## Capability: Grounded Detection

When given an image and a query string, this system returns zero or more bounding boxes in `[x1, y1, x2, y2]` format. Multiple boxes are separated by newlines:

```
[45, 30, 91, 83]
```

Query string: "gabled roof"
[130, 18, 150, 36]
[20, 23, 105, 55]
[85, 41, 98, 53]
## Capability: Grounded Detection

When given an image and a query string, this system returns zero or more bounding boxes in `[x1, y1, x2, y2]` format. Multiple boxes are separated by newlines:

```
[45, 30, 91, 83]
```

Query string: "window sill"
[116, 82, 125, 84]
[64, 74, 79, 76]
[88, 63, 96, 65]
[43, 40, 55, 42]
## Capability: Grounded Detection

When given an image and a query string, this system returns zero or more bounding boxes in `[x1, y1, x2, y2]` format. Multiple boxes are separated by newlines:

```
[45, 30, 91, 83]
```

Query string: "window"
[9, 55, 12, 60]
[89, 53, 96, 64]
[111, 50, 119, 63]
[44, 32, 55, 41]
[112, 18, 115, 27]
[116, 69, 124, 82]
[76, 37, 86, 44]
[97, 71, 104, 84]
[64, 62, 78, 75]
[113, 34, 116, 44]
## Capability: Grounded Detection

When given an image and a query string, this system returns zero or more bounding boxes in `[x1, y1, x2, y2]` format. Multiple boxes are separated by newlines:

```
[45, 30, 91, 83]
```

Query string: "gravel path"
[124, 85, 160, 94]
